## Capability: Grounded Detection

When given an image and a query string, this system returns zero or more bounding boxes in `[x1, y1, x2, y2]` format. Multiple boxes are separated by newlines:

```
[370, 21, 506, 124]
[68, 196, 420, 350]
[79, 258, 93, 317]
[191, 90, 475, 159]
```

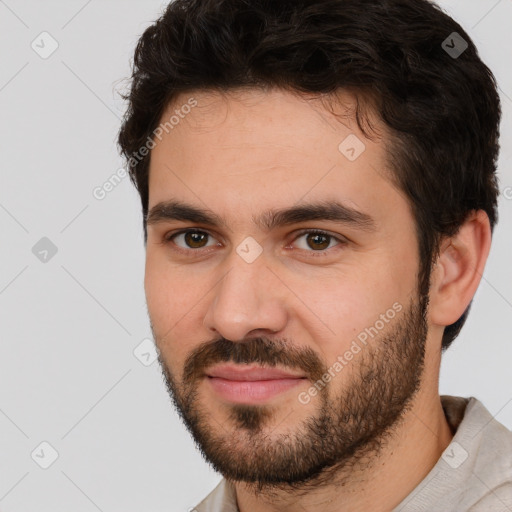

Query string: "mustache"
[182, 337, 328, 385]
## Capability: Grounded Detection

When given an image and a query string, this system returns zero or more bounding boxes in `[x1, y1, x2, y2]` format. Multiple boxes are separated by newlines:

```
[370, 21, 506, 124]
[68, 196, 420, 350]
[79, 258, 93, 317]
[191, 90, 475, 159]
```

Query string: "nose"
[202, 252, 289, 343]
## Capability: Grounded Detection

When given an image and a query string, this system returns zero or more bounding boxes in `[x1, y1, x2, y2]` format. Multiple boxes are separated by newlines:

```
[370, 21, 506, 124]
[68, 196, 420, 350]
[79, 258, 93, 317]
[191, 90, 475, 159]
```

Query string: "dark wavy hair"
[118, 0, 501, 351]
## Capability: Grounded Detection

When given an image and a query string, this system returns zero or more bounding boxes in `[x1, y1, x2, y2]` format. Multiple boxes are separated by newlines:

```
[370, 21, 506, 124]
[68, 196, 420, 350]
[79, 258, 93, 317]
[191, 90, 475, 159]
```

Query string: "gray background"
[0, 0, 511, 510]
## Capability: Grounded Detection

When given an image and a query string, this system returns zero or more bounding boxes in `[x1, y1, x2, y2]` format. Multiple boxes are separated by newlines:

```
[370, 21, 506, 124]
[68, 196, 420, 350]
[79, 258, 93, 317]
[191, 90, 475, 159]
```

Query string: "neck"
[233, 386, 453, 512]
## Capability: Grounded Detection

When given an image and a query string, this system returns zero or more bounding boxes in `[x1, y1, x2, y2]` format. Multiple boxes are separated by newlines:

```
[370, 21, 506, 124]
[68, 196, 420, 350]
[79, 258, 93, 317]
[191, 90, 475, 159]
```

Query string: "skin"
[144, 88, 492, 512]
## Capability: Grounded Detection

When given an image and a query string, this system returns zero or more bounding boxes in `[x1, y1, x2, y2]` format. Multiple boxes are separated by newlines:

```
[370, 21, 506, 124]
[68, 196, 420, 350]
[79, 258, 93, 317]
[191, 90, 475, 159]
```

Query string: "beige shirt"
[193, 396, 512, 512]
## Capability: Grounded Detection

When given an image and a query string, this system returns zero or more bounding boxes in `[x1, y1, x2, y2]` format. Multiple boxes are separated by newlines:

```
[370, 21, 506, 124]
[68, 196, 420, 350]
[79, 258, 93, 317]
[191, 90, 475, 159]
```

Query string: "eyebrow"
[146, 199, 377, 233]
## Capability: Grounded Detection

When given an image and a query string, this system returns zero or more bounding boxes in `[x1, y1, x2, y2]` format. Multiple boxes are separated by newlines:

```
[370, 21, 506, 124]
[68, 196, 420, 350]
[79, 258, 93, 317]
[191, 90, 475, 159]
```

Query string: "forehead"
[157, 87, 378, 155]
[147, 88, 409, 233]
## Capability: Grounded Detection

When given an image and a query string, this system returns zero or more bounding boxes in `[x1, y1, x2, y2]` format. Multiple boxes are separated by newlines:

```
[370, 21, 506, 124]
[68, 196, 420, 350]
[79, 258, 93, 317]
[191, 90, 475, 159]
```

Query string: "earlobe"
[428, 210, 492, 328]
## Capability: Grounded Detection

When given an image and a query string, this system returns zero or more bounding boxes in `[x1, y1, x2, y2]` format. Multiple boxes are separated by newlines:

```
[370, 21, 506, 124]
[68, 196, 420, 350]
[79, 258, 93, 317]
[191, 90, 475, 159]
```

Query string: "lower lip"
[207, 376, 305, 404]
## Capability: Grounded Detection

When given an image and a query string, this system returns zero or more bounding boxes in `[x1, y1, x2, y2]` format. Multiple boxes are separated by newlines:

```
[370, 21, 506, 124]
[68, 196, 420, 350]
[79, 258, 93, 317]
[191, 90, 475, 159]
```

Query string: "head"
[118, 0, 500, 488]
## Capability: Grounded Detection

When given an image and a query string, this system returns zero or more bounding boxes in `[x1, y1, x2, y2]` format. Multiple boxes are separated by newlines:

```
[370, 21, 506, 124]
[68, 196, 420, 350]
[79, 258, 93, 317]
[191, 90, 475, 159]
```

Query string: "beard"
[153, 287, 429, 491]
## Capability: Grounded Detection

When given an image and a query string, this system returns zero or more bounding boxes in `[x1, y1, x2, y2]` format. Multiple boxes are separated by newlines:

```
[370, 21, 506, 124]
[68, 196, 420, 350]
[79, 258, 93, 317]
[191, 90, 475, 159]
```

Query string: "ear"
[428, 210, 492, 327]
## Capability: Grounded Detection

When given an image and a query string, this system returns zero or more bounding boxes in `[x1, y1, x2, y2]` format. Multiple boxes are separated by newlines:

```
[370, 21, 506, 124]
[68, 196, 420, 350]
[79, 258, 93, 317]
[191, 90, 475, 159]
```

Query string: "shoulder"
[466, 481, 512, 511]
[193, 479, 239, 512]
[444, 396, 512, 511]
[394, 396, 512, 512]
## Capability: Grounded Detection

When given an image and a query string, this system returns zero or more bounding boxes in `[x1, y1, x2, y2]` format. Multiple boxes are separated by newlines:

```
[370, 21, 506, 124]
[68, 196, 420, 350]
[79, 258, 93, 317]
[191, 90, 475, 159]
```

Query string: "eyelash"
[163, 229, 347, 257]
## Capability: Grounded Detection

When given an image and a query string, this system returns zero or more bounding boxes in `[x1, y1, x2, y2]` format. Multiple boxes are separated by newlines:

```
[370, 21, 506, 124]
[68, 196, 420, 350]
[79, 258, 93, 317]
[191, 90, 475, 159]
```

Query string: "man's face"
[145, 88, 431, 485]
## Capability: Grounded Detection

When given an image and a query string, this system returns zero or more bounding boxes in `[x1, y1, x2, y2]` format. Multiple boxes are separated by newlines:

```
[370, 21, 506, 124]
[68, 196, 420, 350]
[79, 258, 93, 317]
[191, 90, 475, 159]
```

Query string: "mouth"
[204, 364, 307, 404]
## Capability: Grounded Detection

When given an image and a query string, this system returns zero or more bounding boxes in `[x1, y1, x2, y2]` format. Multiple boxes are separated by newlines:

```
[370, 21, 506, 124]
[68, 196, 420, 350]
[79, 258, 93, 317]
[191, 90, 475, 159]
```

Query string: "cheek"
[144, 254, 205, 364]
[144, 254, 170, 326]
[144, 249, 193, 312]
[293, 264, 406, 358]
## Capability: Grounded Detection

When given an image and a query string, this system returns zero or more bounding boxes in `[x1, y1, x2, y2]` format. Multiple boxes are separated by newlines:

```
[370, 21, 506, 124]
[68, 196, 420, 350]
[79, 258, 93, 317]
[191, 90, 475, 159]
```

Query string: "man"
[118, 0, 512, 510]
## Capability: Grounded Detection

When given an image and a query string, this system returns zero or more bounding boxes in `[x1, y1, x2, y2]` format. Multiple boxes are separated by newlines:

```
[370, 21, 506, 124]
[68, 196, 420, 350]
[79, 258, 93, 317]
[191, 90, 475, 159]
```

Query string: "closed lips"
[206, 365, 306, 381]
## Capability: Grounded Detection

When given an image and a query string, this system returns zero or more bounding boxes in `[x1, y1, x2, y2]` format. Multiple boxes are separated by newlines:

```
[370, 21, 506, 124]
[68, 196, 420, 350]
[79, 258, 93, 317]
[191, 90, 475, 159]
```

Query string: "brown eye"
[166, 230, 217, 251]
[183, 231, 209, 248]
[305, 232, 330, 250]
[292, 230, 344, 254]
